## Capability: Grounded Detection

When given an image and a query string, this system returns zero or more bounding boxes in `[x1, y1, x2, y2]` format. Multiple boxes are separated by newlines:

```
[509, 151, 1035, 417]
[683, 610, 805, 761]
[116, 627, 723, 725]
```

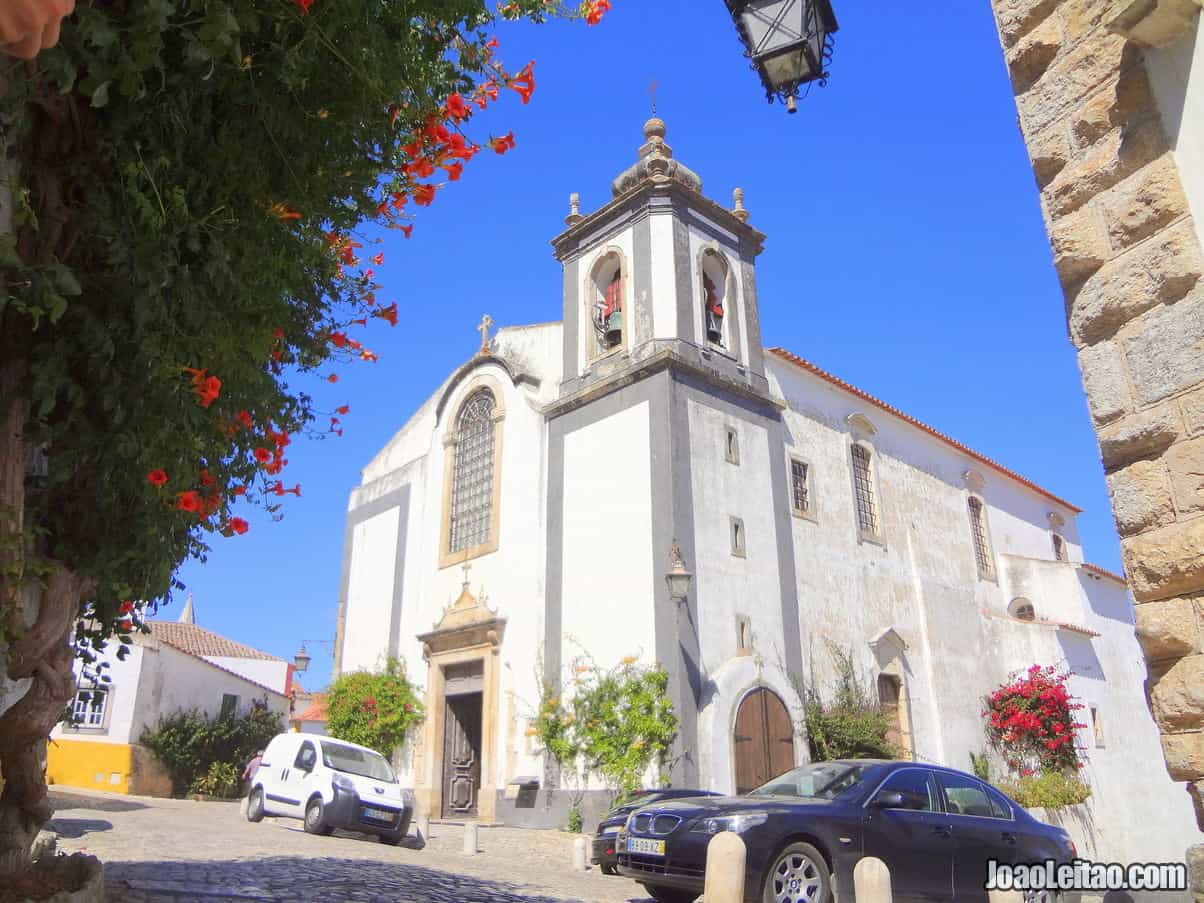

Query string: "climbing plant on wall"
[326, 659, 425, 759]
[984, 664, 1086, 776]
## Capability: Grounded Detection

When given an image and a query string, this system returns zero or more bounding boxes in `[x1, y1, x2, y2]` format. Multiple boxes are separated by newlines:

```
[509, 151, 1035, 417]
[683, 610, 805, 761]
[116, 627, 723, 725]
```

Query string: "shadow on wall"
[104, 857, 659, 903]
[1058, 632, 1106, 682]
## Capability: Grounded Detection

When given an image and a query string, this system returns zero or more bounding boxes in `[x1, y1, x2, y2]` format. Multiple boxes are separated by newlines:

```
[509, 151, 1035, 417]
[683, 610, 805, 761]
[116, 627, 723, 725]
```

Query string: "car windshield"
[320, 741, 396, 782]
[747, 762, 879, 800]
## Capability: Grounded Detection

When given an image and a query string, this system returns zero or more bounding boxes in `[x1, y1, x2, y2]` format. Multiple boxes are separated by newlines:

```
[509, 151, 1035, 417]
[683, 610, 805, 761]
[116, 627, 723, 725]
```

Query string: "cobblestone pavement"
[47, 789, 655, 903]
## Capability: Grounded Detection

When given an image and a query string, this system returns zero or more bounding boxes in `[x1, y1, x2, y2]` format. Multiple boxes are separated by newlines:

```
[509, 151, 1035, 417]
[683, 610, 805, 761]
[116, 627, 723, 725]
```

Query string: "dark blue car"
[593, 789, 720, 875]
[616, 759, 1076, 903]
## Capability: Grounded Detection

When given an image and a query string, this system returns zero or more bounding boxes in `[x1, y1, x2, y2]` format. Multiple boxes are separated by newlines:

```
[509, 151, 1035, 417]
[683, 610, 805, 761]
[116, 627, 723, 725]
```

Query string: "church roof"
[147, 621, 283, 662]
[767, 347, 1082, 514]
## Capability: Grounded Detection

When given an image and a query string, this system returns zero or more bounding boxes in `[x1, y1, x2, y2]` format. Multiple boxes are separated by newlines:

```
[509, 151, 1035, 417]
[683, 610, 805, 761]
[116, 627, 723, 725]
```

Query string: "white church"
[334, 116, 1201, 862]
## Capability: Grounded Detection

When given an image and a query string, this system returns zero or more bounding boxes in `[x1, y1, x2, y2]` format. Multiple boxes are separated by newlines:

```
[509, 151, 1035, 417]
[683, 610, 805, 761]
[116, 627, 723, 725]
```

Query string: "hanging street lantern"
[665, 541, 694, 605]
[292, 643, 311, 673]
[724, 0, 838, 113]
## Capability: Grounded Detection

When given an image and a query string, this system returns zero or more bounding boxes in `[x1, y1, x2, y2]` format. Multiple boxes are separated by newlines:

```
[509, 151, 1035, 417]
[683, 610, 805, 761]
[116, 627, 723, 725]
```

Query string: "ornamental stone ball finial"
[565, 192, 582, 226]
[732, 187, 749, 223]
[476, 314, 494, 354]
[669, 539, 685, 570]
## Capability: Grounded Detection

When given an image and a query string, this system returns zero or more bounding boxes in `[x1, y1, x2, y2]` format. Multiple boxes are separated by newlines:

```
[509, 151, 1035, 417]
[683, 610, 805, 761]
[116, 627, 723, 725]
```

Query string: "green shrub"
[566, 806, 583, 833]
[140, 700, 282, 797]
[802, 643, 895, 761]
[326, 658, 424, 758]
[969, 750, 991, 782]
[189, 761, 241, 799]
[996, 771, 1091, 810]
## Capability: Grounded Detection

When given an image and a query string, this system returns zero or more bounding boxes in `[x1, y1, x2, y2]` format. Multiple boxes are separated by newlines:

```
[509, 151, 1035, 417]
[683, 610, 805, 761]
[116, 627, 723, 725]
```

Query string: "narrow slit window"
[790, 459, 810, 515]
[1091, 706, 1104, 747]
[730, 517, 746, 557]
[968, 497, 994, 579]
[1052, 533, 1065, 562]
[851, 445, 878, 536]
[725, 427, 740, 465]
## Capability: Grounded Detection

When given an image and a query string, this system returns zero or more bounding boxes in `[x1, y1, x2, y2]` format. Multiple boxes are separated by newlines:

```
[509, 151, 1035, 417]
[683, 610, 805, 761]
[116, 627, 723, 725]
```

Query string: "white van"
[246, 733, 413, 844]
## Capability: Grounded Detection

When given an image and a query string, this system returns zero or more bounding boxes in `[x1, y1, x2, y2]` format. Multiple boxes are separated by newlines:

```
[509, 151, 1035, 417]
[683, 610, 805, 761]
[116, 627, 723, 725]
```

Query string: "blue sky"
[175, 1, 1117, 690]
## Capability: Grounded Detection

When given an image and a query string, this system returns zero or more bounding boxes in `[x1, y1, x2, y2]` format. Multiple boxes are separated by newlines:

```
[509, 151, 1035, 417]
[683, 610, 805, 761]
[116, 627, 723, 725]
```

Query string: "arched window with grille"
[448, 389, 497, 556]
[851, 443, 879, 539]
[967, 496, 995, 580]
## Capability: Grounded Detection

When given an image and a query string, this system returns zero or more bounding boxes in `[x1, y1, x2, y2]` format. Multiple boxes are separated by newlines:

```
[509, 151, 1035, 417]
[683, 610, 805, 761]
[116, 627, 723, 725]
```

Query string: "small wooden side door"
[733, 688, 796, 794]
[442, 692, 482, 818]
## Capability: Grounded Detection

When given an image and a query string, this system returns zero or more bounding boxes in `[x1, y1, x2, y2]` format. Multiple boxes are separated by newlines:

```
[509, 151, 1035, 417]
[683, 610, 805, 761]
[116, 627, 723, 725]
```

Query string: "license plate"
[626, 837, 665, 856]
[362, 807, 394, 821]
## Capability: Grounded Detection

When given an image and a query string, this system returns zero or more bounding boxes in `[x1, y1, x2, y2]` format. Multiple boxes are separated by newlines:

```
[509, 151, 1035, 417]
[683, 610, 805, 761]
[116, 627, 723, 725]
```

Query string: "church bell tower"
[550, 116, 770, 401]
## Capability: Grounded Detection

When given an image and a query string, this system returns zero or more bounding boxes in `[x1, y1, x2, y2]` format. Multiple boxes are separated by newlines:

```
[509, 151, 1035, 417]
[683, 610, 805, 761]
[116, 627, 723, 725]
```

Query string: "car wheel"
[600, 862, 618, 876]
[644, 886, 697, 903]
[762, 841, 831, 903]
[304, 797, 333, 836]
[245, 787, 265, 823]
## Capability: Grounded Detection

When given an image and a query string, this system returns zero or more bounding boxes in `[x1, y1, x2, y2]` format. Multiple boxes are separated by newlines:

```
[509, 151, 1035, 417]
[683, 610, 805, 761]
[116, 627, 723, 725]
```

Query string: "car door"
[258, 737, 293, 816]
[284, 740, 319, 817]
[935, 771, 1017, 902]
[862, 767, 955, 902]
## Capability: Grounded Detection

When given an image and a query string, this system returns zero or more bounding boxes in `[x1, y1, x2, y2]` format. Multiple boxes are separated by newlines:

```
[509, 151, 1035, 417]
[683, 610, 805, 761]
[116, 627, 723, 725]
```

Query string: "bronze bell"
[604, 311, 623, 347]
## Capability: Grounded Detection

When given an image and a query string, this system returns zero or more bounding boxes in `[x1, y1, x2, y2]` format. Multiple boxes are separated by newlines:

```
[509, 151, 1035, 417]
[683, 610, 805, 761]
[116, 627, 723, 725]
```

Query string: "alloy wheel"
[770, 850, 824, 903]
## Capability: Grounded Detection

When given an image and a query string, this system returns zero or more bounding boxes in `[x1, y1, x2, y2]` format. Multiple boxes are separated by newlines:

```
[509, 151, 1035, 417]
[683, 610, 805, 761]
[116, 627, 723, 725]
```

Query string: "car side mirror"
[872, 791, 906, 809]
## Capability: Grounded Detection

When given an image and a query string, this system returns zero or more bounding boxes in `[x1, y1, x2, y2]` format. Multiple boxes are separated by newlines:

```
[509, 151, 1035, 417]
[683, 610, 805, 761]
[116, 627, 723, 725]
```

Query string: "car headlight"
[689, 813, 768, 834]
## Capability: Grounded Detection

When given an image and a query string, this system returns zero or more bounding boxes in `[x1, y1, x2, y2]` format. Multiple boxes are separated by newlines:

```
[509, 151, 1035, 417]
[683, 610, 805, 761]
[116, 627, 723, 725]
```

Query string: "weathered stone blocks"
[1162, 729, 1204, 781]
[1079, 340, 1133, 424]
[1053, 209, 1112, 286]
[1069, 222, 1202, 345]
[1107, 458, 1176, 533]
[1070, 65, 1156, 150]
[1101, 153, 1191, 248]
[1183, 386, 1204, 437]
[1168, 437, 1204, 515]
[1098, 402, 1183, 471]
[1020, 34, 1137, 135]
[1123, 517, 1204, 602]
[1044, 116, 1168, 218]
[1007, 16, 1063, 93]
[1135, 594, 1202, 661]
[1028, 124, 1072, 188]
[1124, 290, 1204, 407]
[1149, 653, 1204, 731]
[995, 0, 1061, 47]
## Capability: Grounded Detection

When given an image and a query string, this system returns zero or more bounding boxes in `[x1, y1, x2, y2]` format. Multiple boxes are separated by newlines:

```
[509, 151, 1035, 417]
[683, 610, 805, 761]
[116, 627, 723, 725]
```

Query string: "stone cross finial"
[477, 314, 494, 354]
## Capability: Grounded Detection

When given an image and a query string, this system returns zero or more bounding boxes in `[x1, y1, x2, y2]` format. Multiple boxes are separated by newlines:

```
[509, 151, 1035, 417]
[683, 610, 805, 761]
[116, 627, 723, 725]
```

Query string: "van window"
[294, 741, 316, 771]
[321, 741, 395, 782]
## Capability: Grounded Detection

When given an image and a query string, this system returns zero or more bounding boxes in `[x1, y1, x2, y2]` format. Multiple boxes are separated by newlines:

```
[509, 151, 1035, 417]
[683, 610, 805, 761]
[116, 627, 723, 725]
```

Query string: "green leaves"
[326, 658, 424, 757]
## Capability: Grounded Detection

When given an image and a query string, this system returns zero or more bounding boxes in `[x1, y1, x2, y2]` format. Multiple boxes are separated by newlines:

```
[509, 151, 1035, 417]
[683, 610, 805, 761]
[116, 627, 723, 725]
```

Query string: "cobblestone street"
[48, 789, 654, 902]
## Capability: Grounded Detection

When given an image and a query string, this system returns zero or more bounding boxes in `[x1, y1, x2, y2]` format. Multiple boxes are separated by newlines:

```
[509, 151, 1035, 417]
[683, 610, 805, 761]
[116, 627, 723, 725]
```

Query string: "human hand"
[0, 0, 75, 61]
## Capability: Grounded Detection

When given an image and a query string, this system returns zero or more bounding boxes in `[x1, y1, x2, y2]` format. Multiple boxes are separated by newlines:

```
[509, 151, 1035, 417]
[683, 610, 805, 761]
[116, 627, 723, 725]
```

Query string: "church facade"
[334, 118, 1200, 863]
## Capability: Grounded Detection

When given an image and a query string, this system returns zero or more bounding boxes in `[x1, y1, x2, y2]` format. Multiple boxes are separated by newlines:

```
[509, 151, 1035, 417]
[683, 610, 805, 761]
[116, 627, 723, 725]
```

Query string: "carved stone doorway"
[733, 687, 795, 794]
[441, 661, 484, 818]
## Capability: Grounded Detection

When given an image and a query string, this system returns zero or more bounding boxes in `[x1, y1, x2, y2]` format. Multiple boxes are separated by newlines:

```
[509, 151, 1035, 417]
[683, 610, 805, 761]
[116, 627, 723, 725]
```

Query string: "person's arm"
[1, 0, 75, 61]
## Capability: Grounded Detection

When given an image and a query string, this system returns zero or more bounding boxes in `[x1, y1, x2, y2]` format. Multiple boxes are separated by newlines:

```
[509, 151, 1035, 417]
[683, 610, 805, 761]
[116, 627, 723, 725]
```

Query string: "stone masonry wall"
[989, 0, 1204, 836]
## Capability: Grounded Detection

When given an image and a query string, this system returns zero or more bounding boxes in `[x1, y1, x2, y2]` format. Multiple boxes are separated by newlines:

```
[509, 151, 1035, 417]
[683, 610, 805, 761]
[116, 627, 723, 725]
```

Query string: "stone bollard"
[573, 835, 588, 872]
[462, 820, 478, 856]
[702, 831, 747, 903]
[415, 814, 430, 842]
[853, 856, 892, 903]
[988, 892, 1024, 903]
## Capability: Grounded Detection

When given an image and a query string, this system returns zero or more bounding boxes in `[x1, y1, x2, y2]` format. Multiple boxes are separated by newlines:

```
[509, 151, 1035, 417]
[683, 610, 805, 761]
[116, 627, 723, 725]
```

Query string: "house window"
[1091, 706, 1104, 747]
[789, 458, 811, 516]
[448, 389, 497, 554]
[967, 496, 994, 579]
[71, 687, 108, 729]
[1052, 533, 1065, 562]
[1009, 598, 1036, 621]
[725, 427, 740, 465]
[851, 445, 879, 537]
[220, 694, 239, 719]
[730, 517, 746, 557]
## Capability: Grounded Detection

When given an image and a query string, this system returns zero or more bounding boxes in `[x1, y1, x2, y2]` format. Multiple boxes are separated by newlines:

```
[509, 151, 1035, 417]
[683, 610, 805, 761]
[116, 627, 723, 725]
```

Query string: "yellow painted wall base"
[47, 739, 133, 794]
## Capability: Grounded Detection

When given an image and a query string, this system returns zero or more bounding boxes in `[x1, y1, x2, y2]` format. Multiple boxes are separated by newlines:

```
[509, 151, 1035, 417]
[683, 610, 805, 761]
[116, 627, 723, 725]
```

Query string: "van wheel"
[304, 797, 333, 836]
[246, 787, 265, 823]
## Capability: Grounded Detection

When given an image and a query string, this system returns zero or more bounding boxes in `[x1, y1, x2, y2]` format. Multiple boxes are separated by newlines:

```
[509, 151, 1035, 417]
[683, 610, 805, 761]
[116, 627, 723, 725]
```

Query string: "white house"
[48, 600, 291, 795]
[333, 116, 1202, 863]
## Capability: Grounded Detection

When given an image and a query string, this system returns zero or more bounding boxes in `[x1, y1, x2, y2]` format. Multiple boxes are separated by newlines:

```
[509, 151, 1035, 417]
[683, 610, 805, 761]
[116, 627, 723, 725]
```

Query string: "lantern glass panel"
[762, 48, 814, 89]
[739, 0, 806, 57]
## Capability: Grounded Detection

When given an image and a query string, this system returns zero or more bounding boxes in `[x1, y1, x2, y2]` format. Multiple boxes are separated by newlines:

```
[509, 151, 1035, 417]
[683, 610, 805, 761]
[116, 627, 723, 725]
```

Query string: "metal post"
[462, 820, 478, 855]
[572, 836, 588, 872]
[702, 831, 747, 903]
[853, 856, 893, 903]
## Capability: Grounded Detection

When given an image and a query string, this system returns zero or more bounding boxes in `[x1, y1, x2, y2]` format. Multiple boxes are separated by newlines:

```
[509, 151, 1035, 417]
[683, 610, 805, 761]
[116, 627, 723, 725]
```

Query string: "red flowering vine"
[984, 664, 1086, 775]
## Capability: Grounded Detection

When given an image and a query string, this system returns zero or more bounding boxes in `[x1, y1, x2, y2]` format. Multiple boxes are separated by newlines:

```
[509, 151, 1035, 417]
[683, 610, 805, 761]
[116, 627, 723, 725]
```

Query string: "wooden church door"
[733, 688, 795, 794]
[441, 692, 482, 818]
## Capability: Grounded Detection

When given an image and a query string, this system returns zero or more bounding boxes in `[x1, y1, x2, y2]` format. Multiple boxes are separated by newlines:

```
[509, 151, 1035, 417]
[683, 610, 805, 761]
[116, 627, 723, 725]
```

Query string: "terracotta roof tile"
[147, 621, 282, 662]
[1080, 562, 1126, 585]
[292, 696, 328, 723]
[767, 347, 1082, 514]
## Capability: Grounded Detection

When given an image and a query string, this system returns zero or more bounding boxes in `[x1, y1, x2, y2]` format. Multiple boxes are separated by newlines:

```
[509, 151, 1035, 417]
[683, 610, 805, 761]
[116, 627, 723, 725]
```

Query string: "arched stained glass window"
[448, 390, 496, 554]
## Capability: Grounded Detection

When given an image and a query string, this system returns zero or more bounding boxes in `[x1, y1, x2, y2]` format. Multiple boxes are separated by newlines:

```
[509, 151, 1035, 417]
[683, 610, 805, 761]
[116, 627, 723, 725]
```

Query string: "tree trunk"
[0, 336, 93, 878]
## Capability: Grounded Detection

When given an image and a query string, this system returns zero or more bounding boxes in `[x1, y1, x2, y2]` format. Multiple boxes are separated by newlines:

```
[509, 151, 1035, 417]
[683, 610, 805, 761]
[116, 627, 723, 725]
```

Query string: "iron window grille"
[851, 445, 878, 536]
[1052, 533, 1065, 562]
[790, 459, 810, 514]
[449, 390, 496, 554]
[968, 497, 994, 578]
[72, 687, 108, 728]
